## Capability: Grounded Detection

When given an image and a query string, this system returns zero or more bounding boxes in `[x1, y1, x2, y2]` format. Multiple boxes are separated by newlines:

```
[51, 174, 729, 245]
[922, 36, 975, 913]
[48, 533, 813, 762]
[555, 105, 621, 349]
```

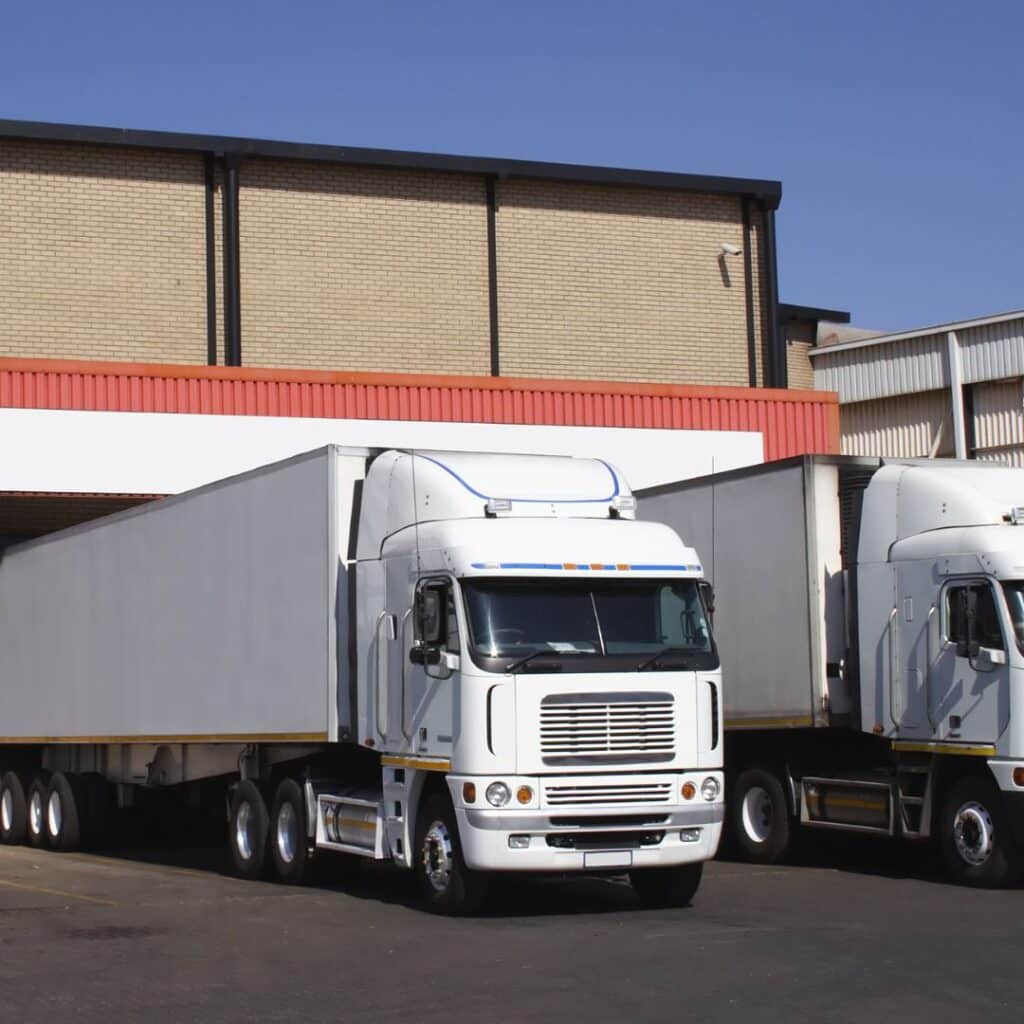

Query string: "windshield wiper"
[637, 647, 696, 672]
[504, 649, 576, 674]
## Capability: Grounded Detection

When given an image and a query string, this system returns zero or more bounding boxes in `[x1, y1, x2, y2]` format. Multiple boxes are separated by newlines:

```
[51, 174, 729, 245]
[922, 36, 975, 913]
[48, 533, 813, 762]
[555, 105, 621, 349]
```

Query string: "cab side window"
[946, 583, 1004, 651]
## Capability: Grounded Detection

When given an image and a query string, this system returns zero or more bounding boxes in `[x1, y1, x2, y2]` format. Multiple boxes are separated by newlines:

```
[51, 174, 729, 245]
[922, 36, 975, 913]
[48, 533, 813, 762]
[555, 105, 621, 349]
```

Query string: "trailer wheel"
[939, 775, 1021, 888]
[629, 862, 703, 908]
[26, 773, 51, 848]
[414, 792, 487, 916]
[270, 778, 309, 885]
[0, 772, 28, 845]
[229, 780, 270, 880]
[730, 767, 792, 863]
[46, 773, 84, 852]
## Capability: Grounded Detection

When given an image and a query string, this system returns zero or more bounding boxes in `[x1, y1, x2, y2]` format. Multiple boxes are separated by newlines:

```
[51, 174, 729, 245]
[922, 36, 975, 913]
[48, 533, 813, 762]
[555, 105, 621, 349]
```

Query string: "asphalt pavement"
[0, 835, 1021, 1023]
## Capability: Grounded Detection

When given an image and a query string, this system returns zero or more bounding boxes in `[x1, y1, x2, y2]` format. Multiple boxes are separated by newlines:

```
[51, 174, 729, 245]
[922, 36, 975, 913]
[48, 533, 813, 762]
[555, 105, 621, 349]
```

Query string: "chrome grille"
[544, 781, 673, 806]
[539, 692, 675, 765]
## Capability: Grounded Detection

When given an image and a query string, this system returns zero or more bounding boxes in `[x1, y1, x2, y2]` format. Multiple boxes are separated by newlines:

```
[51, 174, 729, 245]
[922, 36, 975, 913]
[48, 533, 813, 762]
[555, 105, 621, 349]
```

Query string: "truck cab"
[352, 451, 723, 911]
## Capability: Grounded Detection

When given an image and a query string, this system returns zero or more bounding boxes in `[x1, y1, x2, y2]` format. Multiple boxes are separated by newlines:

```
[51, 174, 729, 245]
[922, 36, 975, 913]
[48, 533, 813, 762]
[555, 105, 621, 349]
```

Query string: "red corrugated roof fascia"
[0, 357, 841, 461]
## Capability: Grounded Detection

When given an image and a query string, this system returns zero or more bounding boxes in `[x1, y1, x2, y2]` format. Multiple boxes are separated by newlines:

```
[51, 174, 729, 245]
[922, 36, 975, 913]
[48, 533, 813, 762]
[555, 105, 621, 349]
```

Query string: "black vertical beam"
[962, 383, 977, 459]
[741, 198, 757, 388]
[203, 154, 218, 366]
[222, 154, 242, 367]
[760, 201, 784, 388]
[485, 176, 500, 376]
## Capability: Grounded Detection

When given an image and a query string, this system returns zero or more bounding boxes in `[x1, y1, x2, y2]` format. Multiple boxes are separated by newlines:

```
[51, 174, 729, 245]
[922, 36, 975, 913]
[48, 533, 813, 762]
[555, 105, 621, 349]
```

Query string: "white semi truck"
[638, 455, 1024, 886]
[0, 446, 723, 913]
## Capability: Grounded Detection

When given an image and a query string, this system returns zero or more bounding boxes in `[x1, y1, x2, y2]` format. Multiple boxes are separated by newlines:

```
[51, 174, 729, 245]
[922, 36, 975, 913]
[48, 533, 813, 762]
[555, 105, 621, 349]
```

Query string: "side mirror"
[955, 588, 979, 659]
[415, 586, 446, 645]
[409, 645, 441, 666]
[698, 580, 715, 625]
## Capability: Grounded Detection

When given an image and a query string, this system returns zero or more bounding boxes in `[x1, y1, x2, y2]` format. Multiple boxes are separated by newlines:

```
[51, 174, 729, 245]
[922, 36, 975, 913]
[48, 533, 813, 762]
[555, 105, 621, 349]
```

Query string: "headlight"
[486, 782, 511, 807]
[700, 776, 720, 802]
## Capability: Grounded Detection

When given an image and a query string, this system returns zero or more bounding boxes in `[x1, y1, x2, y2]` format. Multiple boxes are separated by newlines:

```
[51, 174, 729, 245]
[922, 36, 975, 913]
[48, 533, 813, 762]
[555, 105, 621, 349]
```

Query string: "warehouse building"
[811, 309, 1024, 464]
[0, 119, 797, 388]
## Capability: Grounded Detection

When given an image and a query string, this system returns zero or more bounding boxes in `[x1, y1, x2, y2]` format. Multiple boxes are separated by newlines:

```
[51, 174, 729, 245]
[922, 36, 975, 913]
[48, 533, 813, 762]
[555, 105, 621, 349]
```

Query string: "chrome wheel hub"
[47, 790, 62, 839]
[741, 786, 773, 844]
[423, 820, 453, 893]
[953, 801, 994, 867]
[1, 789, 12, 833]
[235, 800, 254, 861]
[276, 803, 297, 865]
[29, 790, 43, 837]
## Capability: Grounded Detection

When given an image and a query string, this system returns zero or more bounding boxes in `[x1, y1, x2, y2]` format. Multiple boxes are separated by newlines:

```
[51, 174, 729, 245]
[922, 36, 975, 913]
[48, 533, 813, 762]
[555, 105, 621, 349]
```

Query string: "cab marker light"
[463, 782, 477, 803]
[485, 498, 513, 515]
[1010, 507, 1024, 524]
[612, 496, 636, 512]
[681, 782, 696, 800]
[516, 786, 534, 805]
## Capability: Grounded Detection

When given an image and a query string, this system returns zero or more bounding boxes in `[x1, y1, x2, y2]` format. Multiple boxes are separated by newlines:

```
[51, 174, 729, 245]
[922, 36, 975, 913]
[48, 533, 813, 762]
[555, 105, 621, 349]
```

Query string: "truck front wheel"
[729, 767, 792, 863]
[229, 780, 270, 880]
[629, 862, 703, 908]
[939, 775, 1021, 888]
[414, 792, 487, 916]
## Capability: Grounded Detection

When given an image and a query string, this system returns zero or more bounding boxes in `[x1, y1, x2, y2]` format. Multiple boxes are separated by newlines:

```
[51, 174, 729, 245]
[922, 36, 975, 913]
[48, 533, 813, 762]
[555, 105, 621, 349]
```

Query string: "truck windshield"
[1002, 582, 1024, 652]
[461, 578, 717, 672]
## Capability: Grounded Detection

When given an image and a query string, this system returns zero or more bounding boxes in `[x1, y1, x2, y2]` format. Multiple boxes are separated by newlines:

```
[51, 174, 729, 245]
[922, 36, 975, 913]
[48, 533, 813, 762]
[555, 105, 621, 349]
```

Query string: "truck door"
[927, 579, 1010, 744]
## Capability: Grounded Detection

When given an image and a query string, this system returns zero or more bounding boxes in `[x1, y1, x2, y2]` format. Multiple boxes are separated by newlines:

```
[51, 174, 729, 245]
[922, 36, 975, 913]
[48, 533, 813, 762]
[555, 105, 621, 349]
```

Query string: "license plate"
[583, 850, 633, 869]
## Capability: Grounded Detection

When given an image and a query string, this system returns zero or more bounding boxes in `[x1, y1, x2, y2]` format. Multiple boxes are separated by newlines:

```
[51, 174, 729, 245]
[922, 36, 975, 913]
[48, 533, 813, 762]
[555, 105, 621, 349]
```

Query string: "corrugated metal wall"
[0, 358, 840, 463]
[815, 332, 948, 404]
[973, 379, 1024, 464]
[841, 390, 954, 458]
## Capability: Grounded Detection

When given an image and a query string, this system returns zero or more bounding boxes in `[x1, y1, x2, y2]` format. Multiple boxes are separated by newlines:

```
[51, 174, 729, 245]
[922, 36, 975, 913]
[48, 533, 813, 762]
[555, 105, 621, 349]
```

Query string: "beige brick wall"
[237, 159, 491, 374]
[0, 141, 207, 363]
[785, 320, 815, 390]
[494, 181, 752, 386]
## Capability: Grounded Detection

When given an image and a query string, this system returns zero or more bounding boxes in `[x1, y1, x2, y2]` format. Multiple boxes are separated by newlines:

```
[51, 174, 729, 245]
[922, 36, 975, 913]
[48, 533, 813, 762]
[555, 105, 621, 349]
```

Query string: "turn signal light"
[681, 782, 696, 800]
[516, 786, 534, 805]
[1013, 768, 1024, 788]
[463, 782, 477, 804]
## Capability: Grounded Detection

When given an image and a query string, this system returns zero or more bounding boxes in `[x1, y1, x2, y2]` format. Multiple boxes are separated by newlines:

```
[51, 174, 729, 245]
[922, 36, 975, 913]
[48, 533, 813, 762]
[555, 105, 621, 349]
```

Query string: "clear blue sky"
[3, 0, 1021, 331]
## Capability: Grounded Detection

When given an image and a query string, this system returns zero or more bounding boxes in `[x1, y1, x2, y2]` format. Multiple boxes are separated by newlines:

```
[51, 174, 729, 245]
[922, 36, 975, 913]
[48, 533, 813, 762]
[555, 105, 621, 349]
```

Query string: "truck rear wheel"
[414, 792, 487, 916]
[629, 862, 703, 908]
[939, 775, 1021, 888]
[0, 772, 28, 844]
[26, 772, 51, 848]
[270, 778, 309, 885]
[229, 780, 270, 880]
[730, 767, 792, 863]
[46, 772, 84, 852]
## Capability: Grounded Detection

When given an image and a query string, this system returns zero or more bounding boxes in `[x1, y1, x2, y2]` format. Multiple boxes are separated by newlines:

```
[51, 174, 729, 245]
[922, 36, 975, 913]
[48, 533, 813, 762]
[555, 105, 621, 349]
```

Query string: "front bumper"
[448, 772, 724, 872]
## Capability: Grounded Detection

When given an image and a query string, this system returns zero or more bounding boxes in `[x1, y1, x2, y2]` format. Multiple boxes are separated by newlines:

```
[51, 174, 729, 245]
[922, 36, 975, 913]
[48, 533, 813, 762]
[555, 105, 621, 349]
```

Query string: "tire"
[46, 772, 84, 852]
[0, 771, 28, 845]
[939, 775, 1021, 888]
[630, 862, 704, 908]
[414, 792, 487, 916]
[729, 767, 792, 863]
[269, 778, 309, 885]
[26, 772, 52, 848]
[229, 780, 270, 880]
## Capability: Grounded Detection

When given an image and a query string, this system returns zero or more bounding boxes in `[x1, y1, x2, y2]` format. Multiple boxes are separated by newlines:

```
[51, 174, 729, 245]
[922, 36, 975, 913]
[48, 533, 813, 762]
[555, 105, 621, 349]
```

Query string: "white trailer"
[638, 455, 1024, 886]
[0, 446, 723, 913]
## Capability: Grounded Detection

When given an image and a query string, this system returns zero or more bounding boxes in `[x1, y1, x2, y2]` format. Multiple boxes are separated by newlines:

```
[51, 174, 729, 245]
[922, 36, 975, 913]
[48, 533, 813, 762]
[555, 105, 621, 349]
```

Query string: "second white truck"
[639, 455, 1024, 886]
[0, 446, 723, 913]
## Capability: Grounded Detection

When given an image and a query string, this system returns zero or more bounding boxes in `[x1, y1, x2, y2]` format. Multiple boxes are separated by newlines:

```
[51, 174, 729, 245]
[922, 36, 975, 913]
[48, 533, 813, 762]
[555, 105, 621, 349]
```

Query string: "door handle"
[888, 607, 899, 726]
[375, 612, 396, 739]
[926, 605, 938, 730]
[399, 608, 414, 740]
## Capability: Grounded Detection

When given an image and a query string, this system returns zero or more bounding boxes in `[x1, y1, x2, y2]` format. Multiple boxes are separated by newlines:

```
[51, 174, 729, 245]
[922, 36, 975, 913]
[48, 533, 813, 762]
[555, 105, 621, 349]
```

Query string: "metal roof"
[0, 118, 783, 206]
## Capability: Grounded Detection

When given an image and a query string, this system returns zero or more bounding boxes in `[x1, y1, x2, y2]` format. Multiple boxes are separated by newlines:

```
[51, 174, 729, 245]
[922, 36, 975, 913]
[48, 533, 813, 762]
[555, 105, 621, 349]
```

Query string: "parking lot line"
[0, 877, 116, 907]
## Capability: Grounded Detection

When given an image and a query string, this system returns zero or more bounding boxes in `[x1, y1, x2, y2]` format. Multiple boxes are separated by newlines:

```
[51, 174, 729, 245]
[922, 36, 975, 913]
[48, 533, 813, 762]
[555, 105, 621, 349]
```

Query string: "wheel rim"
[47, 790, 62, 839]
[1, 788, 12, 833]
[235, 800, 254, 861]
[29, 790, 43, 837]
[953, 800, 994, 867]
[422, 819, 453, 893]
[740, 786, 773, 843]
[276, 803, 297, 865]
